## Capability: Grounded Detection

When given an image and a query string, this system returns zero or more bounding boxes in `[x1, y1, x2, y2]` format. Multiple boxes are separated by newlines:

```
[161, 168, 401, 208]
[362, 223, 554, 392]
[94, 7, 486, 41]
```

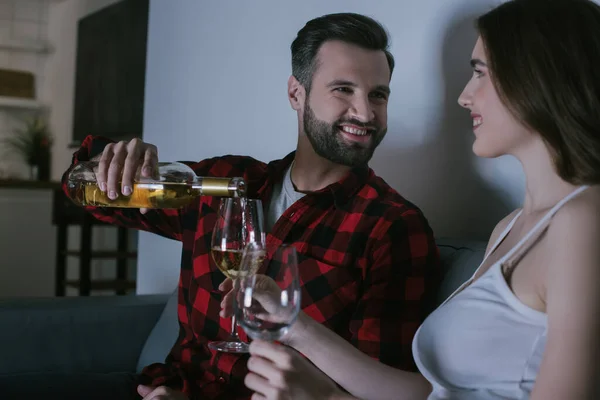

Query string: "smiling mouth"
[339, 125, 370, 136]
[337, 124, 377, 142]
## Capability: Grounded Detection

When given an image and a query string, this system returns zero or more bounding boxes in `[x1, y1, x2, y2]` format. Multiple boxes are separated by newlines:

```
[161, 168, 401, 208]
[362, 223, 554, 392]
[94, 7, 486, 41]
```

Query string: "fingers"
[217, 275, 283, 320]
[96, 139, 156, 202]
[219, 278, 235, 318]
[106, 141, 128, 199]
[247, 277, 284, 318]
[246, 349, 294, 400]
[96, 143, 115, 193]
[220, 290, 235, 318]
[249, 340, 293, 370]
[121, 139, 144, 195]
[248, 355, 291, 389]
[245, 372, 276, 399]
[219, 278, 234, 292]
[251, 290, 281, 317]
[137, 384, 185, 400]
[142, 144, 159, 178]
[137, 384, 154, 397]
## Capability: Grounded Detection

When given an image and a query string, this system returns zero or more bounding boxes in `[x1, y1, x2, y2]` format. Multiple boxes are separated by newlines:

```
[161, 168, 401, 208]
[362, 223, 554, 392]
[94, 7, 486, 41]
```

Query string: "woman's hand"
[218, 277, 310, 346]
[137, 384, 188, 400]
[245, 339, 345, 400]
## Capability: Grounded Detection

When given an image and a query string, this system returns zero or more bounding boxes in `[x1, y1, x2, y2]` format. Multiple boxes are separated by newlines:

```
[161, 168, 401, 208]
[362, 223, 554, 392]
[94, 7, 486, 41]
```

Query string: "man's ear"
[288, 75, 305, 111]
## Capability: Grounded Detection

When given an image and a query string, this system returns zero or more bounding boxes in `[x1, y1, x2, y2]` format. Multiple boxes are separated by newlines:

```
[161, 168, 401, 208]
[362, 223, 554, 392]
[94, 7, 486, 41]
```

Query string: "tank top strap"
[501, 185, 589, 275]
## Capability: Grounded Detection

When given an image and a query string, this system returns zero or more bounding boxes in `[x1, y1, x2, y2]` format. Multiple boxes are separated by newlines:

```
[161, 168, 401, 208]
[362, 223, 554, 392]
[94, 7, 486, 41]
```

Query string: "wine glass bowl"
[235, 243, 301, 342]
[209, 197, 265, 353]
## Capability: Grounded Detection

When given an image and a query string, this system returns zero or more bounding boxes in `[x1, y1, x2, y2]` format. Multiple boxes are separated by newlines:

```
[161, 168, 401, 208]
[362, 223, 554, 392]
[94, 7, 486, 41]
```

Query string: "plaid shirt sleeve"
[63, 136, 264, 398]
[349, 207, 440, 371]
[139, 157, 268, 399]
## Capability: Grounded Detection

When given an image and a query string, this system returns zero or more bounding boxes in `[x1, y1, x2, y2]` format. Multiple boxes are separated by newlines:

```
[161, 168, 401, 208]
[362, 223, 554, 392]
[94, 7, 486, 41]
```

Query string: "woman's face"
[458, 37, 532, 158]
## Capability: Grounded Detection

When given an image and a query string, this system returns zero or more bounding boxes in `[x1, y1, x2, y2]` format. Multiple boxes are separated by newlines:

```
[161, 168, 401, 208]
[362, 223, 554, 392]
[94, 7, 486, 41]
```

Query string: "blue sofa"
[0, 238, 486, 399]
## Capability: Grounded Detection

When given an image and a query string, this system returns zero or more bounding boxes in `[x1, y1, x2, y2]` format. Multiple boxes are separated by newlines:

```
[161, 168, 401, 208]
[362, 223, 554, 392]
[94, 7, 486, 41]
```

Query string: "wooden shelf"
[64, 279, 136, 292]
[0, 179, 60, 190]
[63, 250, 138, 259]
[0, 38, 52, 54]
[0, 96, 45, 110]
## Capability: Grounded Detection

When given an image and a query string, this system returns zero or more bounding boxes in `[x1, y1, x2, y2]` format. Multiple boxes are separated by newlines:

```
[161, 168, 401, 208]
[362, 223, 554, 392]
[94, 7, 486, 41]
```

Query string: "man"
[64, 13, 440, 400]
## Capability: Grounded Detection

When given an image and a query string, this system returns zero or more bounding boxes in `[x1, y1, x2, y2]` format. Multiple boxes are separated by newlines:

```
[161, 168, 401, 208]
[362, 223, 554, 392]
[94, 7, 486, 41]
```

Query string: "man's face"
[301, 40, 391, 167]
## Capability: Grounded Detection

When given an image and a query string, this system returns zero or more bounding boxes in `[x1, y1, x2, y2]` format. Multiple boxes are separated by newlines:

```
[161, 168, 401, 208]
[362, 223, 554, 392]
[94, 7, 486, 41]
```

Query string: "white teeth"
[473, 117, 482, 127]
[341, 126, 368, 136]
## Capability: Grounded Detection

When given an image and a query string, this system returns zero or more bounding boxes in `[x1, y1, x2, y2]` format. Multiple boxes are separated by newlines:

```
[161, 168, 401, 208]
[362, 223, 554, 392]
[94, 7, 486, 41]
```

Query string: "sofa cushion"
[435, 238, 487, 307]
[136, 288, 180, 373]
[1, 371, 138, 400]
[0, 295, 167, 375]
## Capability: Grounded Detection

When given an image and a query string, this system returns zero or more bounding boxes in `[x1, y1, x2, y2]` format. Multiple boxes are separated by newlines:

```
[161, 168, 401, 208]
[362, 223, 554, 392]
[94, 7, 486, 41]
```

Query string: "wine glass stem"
[230, 314, 239, 339]
[229, 277, 240, 339]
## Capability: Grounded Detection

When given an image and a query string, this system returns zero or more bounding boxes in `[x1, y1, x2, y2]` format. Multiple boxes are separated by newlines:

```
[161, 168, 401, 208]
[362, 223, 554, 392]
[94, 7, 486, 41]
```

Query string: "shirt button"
[218, 377, 226, 383]
[289, 212, 295, 217]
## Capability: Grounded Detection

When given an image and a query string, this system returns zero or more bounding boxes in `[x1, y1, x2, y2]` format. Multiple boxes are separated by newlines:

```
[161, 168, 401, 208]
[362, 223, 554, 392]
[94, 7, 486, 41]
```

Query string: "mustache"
[335, 118, 380, 131]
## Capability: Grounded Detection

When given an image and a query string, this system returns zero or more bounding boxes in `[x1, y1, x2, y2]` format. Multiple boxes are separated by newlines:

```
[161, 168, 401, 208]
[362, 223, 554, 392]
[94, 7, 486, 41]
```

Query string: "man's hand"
[219, 276, 282, 319]
[94, 138, 158, 213]
[137, 384, 188, 400]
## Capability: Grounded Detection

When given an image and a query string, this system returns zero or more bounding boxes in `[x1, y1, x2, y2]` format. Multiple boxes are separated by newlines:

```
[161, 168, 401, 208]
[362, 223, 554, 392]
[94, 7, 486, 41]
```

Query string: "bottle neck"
[191, 176, 246, 197]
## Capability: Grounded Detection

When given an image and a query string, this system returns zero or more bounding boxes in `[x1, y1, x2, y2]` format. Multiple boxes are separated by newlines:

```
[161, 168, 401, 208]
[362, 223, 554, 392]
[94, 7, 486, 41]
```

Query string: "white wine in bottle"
[65, 161, 246, 209]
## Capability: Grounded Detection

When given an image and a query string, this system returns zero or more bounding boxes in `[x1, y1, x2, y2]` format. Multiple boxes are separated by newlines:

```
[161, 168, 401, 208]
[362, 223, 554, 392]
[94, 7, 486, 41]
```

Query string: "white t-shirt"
[264, 162, 305, 233]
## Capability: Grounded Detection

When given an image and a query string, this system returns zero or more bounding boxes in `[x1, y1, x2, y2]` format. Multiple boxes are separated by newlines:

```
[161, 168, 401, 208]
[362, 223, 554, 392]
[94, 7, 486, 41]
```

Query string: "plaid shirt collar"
[253, 151, 372, 208]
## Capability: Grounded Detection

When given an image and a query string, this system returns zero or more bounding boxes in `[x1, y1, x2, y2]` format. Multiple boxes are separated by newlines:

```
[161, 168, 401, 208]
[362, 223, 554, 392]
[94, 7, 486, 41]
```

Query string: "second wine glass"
[235, 242, 301, 342]
[209, 197, 265, 353]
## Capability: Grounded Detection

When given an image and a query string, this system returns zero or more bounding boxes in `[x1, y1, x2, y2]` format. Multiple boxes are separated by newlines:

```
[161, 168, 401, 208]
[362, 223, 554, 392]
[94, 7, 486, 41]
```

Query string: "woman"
[221, 0, 600, 398]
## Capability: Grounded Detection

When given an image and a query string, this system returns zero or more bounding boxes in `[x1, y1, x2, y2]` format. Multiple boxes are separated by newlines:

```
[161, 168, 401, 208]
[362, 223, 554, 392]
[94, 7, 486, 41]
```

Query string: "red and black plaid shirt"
[63, 135, 441, 399]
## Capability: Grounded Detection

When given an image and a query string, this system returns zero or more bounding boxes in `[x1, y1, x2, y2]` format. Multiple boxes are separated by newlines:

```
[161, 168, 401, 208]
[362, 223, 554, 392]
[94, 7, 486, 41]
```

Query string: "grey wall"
[137, 0, 525, 294]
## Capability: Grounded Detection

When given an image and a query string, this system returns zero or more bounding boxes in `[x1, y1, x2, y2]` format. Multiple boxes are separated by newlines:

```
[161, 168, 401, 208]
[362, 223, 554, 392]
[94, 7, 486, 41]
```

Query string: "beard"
[303, 101, 386, 167]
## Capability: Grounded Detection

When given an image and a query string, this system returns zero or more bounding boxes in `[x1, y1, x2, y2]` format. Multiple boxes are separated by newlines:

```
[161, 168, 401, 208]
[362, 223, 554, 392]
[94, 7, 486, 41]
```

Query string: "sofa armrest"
[0, 294, 169, 376]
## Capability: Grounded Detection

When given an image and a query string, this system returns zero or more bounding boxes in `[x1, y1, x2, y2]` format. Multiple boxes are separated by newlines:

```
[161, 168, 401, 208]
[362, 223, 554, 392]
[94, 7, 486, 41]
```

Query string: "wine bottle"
[65, 161, 246, 209]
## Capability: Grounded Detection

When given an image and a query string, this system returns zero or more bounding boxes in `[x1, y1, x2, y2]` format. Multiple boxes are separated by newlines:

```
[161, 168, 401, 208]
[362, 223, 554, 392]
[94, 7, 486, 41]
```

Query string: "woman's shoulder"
[548, 185, 600, 240]
[540, 185, 600, 272]
[543, 185, 600, 311]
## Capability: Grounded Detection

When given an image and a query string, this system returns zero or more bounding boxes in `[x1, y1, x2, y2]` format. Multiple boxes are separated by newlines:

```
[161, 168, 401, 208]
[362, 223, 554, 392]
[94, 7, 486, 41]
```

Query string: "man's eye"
[371, 92, 388, 100]
[334, 87, 352, 93]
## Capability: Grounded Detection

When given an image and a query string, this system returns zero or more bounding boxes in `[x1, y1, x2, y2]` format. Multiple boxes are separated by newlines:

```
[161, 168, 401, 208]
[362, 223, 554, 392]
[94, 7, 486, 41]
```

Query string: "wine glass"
[235, 242, 301, 341]
[209, 197, 265, 353]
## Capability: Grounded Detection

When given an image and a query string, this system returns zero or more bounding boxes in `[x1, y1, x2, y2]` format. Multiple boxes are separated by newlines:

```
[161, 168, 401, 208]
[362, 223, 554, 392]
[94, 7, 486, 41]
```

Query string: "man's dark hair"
[291, 13, 394, 92]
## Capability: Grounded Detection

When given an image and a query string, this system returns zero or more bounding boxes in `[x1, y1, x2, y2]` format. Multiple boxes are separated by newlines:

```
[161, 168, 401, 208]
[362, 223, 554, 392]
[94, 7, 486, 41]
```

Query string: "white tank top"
[412, 185, 589, 400]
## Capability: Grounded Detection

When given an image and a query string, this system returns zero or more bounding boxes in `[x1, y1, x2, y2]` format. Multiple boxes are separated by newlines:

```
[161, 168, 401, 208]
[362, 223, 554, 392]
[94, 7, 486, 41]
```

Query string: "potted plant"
[1, 115, 53, 181]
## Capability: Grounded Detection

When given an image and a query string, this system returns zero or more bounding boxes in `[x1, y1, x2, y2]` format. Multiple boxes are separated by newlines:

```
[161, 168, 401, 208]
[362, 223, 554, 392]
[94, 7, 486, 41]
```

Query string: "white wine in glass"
[211, 248, 244, 279]
[208, 197, 265, 353]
